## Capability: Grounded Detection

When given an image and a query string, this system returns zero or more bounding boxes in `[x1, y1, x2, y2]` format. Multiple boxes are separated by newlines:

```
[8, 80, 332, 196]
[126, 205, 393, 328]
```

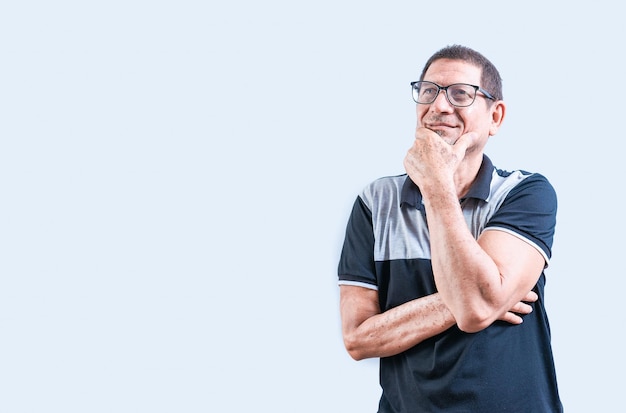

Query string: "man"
[337, 45, 563, 412]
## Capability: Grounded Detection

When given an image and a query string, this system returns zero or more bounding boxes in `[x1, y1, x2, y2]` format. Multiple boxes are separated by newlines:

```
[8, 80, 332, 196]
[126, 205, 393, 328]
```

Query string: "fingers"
[499, 311, 523, 325]
[499, 303, 532, 325]
[415, 126, 436, 139]
[509, 301, 533, 316]
[498, 292, 537, 325]
[453, 131, 477, 150]
[522, 290, 539, 303]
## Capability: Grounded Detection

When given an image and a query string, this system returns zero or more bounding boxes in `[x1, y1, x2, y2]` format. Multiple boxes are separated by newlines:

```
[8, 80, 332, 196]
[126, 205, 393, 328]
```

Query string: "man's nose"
[430, 90, 454, 112]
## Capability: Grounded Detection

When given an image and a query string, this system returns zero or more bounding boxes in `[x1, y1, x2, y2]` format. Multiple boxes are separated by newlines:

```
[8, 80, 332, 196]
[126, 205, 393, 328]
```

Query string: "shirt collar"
[400, 154, 494, 208]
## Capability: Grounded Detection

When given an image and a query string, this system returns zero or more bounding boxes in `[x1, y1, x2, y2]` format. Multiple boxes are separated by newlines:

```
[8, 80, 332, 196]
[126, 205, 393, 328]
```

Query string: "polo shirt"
[338, 155, 563, 412]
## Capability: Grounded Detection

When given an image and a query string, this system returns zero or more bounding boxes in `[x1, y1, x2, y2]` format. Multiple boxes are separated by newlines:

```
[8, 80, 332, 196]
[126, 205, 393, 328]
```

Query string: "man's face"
[416, 58, 498, 147]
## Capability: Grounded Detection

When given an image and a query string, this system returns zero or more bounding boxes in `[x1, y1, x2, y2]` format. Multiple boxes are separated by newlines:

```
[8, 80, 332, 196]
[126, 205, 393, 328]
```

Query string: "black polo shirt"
[338, 155, 563, 412]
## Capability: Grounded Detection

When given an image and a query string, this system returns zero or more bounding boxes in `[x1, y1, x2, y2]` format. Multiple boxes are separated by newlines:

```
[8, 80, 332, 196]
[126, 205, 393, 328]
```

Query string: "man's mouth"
[424, 122, 459, 143]
[426, 122, 456, 131]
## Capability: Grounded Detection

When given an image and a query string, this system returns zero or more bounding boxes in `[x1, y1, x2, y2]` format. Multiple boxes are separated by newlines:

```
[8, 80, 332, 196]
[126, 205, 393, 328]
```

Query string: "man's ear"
[489, 101, 506, 136]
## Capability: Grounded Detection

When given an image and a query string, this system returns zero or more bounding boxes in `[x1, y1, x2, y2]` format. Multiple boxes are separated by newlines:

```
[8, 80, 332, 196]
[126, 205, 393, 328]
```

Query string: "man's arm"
[340, 287, 454, 360]
[428, 204, 545, 332]
[340, 285, 537, 360]
[403, 129, 548, 333]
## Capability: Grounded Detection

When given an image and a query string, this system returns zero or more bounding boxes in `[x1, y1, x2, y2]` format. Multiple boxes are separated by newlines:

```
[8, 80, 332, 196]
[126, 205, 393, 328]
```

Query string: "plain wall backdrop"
[1, 1, 622, 412]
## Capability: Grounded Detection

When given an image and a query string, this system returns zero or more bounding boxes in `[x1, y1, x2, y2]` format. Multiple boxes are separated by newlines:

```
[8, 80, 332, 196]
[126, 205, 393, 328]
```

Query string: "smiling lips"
[426, 122, 457, 131]
[426, 124, 457, 137]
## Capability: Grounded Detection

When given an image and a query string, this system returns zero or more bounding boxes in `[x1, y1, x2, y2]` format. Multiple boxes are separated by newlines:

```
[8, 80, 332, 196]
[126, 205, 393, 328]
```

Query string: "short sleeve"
[337, 196, 378, 288]
[485, 173, 557, 261]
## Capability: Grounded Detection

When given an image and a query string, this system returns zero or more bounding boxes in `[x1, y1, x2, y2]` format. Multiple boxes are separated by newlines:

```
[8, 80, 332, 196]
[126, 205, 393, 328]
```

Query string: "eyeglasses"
[410, 81, 495, 107]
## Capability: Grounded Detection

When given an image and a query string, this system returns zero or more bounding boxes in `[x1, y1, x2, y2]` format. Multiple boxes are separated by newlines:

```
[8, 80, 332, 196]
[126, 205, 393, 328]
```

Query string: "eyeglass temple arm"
[478, 87, 495, 100]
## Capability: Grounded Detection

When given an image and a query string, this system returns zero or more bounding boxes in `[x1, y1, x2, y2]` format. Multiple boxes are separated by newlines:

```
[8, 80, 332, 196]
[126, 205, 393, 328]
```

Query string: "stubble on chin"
[434, 130, 458, 145]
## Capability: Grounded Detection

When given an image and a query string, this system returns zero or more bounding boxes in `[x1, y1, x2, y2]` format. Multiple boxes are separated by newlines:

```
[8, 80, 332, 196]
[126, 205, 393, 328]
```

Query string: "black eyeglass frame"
[410, 81, 496, 107]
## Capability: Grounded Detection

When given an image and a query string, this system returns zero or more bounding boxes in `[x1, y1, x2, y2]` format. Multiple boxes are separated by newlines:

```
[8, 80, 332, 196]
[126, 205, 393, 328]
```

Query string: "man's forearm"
[423, 192, 504, 332]
[344, 293, 455, 360]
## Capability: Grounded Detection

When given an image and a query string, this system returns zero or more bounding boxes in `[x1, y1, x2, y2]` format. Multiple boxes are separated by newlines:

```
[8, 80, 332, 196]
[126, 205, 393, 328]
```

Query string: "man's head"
[413, 45, 506, 148]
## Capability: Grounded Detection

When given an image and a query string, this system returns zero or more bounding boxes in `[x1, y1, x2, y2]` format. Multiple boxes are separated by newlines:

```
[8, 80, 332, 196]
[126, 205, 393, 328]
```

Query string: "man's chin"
[431, 129, 457, 145]
[442, 135, 459, 145]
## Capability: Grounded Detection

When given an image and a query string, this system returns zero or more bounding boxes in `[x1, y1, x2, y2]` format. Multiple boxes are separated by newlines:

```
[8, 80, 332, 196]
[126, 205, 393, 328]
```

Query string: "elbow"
[456, 318, 490, 333]
[454, 307, 494, 333]
[343, 334, 368, 361]
[346, 349, 367, 361]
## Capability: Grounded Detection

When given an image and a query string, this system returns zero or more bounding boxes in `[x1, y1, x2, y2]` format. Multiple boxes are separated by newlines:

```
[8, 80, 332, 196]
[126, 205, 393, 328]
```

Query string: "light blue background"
[1, 1, 622, 412]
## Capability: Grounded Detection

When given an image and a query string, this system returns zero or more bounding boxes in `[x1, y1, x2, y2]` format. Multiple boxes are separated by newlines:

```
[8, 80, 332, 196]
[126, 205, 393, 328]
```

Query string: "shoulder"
[487, 169, 558, 257]
[491, 169, 556, 206]
[359, 174, 407, 207]
[505, 171, 556, 207]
